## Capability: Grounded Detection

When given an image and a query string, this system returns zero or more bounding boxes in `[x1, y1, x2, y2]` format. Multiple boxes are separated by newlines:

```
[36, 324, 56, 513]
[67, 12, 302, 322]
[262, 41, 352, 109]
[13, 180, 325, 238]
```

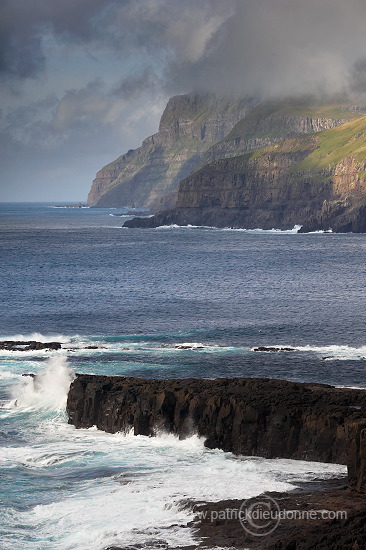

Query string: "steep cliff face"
[88, 95, 363, 209]
[203, 103, 364, 163]
[124, 116, 366, 231]
[67, 375, 366, 493]
[87, 93, 252, 207]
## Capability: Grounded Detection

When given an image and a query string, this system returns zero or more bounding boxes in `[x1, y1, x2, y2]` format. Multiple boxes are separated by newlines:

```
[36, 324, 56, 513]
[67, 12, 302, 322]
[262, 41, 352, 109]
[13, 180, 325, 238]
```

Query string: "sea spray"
[0, 332, 68, 343]
[10, 356, 74, 410]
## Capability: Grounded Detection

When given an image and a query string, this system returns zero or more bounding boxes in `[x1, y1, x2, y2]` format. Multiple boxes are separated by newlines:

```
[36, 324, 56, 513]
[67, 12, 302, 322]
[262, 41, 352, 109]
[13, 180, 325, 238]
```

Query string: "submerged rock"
[252, 346, 297, 352]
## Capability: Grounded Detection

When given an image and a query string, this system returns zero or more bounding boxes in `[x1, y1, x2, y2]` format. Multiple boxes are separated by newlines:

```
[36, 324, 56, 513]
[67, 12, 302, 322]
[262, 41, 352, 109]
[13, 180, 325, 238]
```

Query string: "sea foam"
[0, 332, 69, 343]
[10, 356, 74, 411]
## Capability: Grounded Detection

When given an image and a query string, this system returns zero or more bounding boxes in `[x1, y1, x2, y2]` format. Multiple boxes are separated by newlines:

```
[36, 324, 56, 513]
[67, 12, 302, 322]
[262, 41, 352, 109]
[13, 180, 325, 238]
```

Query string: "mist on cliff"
[166, 0, 366, 101]
[2, 0, 366, 200]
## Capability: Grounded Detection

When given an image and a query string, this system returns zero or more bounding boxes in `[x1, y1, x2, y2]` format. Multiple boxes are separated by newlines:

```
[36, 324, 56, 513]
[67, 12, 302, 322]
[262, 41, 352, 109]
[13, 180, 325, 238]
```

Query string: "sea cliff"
[88, 95, 363, 211]
[87, 93, 252, 208]
[124, 116, 366, 231]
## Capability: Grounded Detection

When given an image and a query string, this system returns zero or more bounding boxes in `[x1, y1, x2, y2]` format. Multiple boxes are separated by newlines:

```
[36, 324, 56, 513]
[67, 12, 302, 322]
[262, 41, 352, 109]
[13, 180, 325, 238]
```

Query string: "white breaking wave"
[296, 344, 366, 361]
[308, 229, 333, 233]
[9, 356, 74, 410]
[252, 343, 366, 361]
[222, 224, 302, 233]
[0, 370, 19, 380]
[155, 223, 209, 229]
[60, 338, 240, 356]
[0, 348, 66, 358]
[170, 342, 216, 350]
[1, 428, 346, 550]
[154, 224, 303, 232]
[0, 332, 69, 343]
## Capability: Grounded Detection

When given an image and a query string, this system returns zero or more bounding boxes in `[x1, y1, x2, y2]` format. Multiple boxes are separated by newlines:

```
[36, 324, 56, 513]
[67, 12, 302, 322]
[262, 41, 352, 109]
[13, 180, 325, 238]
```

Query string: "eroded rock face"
[124, 126, 366, 232]
[124, 146, 330, 230]
[88, 95, 361, 210]
[66, 375, 366, 492]
[87, 93, 252, 208]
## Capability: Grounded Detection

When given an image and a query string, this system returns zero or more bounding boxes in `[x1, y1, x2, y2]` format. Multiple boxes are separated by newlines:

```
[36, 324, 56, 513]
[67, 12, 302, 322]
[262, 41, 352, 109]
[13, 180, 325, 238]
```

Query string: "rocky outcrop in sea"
[67, 374, 366, 549]
[66, 375, 366, 493]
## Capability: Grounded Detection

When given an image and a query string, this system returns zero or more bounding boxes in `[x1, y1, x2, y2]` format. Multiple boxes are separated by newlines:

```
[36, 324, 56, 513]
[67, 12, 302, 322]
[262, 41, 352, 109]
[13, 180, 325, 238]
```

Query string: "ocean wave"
[165, 342, 218, 350]
[155, 223, 213, 229]
[308, 229, 333, 234]
[0, 332, 69, 343]
[63, 339, 242, 356]
[0, 369, 19, 380]
[3, 334, 365, 362]
[0, 428, 346, 550]
[252, 343, 366, 361]
[154, 224, 303, 233]
[222, 224, 302, 233]
[296, 344, 366, 361]
[8, 356, 74, 411]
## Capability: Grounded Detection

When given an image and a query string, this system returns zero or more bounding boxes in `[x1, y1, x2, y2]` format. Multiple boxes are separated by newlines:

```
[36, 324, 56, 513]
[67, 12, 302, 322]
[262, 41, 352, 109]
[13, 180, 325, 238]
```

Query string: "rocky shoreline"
[67, 375, 366, 491]
[66, 375, 366, 549]
[189, 482, 366, 549]
[104, 480, 366, 549]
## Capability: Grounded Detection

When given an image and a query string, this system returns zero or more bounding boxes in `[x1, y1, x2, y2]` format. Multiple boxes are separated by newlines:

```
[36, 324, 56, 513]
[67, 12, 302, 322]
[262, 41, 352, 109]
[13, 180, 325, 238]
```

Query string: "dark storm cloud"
[111, 70, 162, 98]
[163, 0, 366, 99]
[3, 0, 366, 99]
[1, 75, 161, 154]
[0, 0, 231, 81]
[0, 0, 112, 78]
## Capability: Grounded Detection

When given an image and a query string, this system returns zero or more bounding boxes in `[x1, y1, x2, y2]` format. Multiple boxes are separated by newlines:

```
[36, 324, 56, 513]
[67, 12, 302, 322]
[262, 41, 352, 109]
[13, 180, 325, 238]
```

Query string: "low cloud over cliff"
[2, 0, 366, 200]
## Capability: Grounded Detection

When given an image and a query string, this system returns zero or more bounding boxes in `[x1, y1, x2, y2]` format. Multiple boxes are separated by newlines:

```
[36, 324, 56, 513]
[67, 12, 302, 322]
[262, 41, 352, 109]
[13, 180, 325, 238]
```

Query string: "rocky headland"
[124, 115, 366, 232]
[86, 89, 366, 232]
[66, 375, 366, 491]
[67, 375, 366, 549]
[87, 93, 253, 209]
[88, 94, 365, 217]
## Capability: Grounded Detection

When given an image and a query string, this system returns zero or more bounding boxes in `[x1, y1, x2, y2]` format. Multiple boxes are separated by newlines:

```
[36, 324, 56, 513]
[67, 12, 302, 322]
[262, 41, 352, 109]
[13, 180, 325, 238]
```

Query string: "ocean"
[1, 202, 365, 549]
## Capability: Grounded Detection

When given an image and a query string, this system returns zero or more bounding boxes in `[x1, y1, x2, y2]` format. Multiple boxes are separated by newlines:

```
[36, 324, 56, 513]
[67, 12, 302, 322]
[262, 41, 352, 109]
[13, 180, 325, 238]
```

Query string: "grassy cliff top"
[246, 114, 366, 170]
[225, 101, 365, 141]
[196, 114, 366, 176]
[293, 115, 366, 171]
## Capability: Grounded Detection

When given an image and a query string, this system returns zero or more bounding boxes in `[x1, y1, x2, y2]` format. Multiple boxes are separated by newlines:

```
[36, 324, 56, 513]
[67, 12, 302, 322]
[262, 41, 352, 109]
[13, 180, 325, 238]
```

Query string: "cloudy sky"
[2, 0, 366, 202]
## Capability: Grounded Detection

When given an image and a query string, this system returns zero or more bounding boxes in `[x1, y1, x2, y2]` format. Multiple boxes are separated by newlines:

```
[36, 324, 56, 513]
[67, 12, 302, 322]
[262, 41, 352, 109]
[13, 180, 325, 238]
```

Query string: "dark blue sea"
[1, 203, 365, 549]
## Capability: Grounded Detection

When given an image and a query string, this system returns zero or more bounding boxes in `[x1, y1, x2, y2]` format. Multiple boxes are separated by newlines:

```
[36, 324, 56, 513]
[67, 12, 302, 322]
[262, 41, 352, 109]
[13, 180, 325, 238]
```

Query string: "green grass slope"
[225, 101, 364, 141]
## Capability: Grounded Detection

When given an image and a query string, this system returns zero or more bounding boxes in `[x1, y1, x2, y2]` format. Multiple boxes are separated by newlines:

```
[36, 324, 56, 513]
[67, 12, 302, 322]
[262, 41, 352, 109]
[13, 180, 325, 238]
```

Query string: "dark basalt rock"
[0, 340, 62, 351]
[191, 487, 366, 550]
[252, 346, 297, 352]
[66, 375, 366, 494]
[123, 215, 160, 228]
